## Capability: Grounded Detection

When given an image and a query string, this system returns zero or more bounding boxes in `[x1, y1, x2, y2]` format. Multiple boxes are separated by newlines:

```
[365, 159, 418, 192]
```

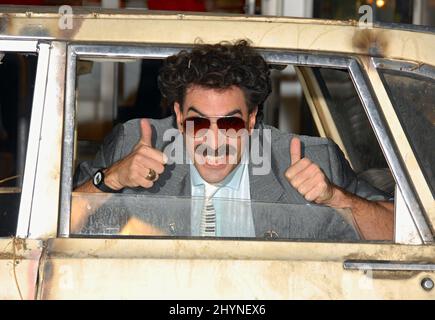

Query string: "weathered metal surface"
[0, 238, 43, 300]
[27, 41, 66, 239]
[37, 238, 435, 299]
[15, 42, 50, 238]
[0, 9, 434, 67]
[0, 7, 433, 299]
[16, 41, 67, 239]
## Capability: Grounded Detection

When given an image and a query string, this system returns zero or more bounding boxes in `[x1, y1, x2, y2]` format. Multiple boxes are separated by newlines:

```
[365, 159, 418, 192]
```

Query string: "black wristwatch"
[92, 169, 121, 193]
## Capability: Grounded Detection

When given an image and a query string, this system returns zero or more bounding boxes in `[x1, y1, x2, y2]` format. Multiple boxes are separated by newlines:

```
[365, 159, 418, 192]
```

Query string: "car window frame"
[59, 43, 434, 245]
[2, 39, 68, 240]
[296, 62, 432, 244]
[373, 58, 435, 198]
[362, 57, 435, 242]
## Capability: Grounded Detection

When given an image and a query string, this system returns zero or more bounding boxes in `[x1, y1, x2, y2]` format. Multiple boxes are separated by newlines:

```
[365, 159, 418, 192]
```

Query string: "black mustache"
[194, 144, 237, 157]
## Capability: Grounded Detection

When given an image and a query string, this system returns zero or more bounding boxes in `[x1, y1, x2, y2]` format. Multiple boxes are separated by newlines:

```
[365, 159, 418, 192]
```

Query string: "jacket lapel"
[248, 125, 295, 238]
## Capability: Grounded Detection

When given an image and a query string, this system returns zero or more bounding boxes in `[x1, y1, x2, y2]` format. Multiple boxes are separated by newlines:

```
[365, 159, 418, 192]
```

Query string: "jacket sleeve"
[326, 140, 391, 201]
[73, 123, 126, 188]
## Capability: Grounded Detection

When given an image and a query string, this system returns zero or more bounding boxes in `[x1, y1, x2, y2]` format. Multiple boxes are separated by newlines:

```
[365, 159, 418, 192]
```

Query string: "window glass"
[71, 193, 360, 241]
[314, 68, 394, 196]
[379, 69, 435, 197]
[75, 58, 168, 166]
[0, 52, 37, 236]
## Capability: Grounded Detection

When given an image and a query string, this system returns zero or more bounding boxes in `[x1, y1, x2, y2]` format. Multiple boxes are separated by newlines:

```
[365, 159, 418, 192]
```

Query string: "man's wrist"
[102, 168, 123, 191]
[324, 185, 354, 210]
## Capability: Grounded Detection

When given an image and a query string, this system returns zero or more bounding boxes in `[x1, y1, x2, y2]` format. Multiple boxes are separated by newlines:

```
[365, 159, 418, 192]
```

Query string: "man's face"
[174, 85, 257, 184]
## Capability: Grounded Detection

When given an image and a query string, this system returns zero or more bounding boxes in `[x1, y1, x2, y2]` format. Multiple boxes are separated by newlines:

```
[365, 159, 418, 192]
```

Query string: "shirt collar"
[190, 148, 248, 191]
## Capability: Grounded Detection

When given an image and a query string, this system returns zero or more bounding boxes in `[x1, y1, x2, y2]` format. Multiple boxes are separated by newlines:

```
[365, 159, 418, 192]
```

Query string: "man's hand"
[284, 137, 394, 240]
[104, 119, 168, 190]
[120, 217, 166, 236]
[285, 137, 334, 204]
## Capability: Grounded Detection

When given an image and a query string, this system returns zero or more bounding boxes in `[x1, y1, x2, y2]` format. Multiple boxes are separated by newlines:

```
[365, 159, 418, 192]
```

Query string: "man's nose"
[207, 123, 226, 149]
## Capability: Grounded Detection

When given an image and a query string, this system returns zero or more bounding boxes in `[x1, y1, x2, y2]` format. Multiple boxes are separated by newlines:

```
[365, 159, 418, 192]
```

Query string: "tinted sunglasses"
[182, 116, 248, 138]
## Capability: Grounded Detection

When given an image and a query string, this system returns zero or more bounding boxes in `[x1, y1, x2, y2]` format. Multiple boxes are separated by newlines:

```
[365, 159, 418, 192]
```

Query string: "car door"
[39, 35, 434, 299]
[0, 38, 67, 299]
[2, 11, 433, 299]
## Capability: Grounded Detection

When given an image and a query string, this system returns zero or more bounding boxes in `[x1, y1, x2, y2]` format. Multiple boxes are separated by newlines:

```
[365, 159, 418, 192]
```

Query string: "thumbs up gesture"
[104, 119, 168, 190]
[285, 137, 334, 204]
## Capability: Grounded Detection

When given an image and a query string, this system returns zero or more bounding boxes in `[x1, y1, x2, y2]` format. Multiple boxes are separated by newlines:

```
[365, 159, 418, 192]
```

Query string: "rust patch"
[14, 237, 28, 251]
[0, 252, 25, 260]
[0, 237, 28, 259]
[370, 270, 421, 280]
[352, 29, 389, 57]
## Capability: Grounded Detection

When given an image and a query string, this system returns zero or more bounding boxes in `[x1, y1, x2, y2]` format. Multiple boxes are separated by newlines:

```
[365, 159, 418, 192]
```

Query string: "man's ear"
[248, 107, 258, 134]
[174, 102, 183, 133]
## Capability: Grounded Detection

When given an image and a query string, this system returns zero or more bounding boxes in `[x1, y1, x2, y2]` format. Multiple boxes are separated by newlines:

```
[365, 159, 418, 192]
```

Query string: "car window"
[65, 50, 399, 243]
[312, 68, 394, 196]
[70, 193, 360, 241]
[0, 52, 37, 237]
[378, 69, 435, 197]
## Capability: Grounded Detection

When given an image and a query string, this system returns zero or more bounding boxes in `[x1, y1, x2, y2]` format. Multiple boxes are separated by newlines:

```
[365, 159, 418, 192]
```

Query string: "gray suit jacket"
[74, 116, 388, 241]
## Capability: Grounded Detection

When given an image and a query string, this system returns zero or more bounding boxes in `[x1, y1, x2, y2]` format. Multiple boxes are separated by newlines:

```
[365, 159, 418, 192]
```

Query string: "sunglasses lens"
[184, 117, 210, 137]
[217, 117, 246, 135]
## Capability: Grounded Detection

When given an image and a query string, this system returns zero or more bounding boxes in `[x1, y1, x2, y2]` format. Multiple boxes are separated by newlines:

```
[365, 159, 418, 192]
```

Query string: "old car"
[0, 6, 434, 299]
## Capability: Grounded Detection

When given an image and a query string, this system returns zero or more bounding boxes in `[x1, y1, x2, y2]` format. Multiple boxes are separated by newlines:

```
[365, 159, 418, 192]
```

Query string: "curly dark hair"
[158, 40, 271, 124]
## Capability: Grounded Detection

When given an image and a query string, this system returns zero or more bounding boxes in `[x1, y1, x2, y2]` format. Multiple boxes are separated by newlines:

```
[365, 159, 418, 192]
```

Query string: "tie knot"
[204, 183, 218, 198]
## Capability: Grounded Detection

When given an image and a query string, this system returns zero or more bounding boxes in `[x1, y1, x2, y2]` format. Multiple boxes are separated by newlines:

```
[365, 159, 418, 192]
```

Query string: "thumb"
[139, 118, 152, 146]
[290, 137, 302, 165]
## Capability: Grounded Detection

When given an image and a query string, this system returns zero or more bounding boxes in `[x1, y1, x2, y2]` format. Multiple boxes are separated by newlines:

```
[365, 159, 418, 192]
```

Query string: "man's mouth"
[192, 142, 241, 168]
[204, 154, 227, 166]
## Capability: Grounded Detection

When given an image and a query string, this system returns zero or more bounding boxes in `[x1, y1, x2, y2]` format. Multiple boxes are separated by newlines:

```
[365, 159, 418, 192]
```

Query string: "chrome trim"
[16, 43, 50, 238]
[261, 50, 350, 69]
[348, 59, 433, 243]
[373, 58, 435, 81]
[0, 39, 38, 52]
[395, 184, 423, 244]
[72, 44, 187, 60]
[58, 46, 77, 237]
[344, 260, 435, 272]
[26, 42, 67, 239]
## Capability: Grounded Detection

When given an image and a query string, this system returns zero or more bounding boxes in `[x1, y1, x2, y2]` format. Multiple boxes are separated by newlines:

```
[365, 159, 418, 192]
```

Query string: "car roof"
[1, 5, 434, 66]
[1, 5, 434, 33]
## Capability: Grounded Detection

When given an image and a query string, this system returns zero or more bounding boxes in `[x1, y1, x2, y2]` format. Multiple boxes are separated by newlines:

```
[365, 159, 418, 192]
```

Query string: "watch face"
[93, 171, 102, 186]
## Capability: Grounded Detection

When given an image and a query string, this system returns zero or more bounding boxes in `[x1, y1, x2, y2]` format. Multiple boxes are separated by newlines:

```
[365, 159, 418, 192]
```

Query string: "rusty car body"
[0, 6, 434, 299]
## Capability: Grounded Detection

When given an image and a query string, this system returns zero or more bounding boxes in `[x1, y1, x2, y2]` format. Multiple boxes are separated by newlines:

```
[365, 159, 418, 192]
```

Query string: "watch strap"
[92, 169, 122, 193]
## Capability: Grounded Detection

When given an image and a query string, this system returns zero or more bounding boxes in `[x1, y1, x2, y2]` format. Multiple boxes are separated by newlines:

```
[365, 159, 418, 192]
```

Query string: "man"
[73, 40, 393, 240]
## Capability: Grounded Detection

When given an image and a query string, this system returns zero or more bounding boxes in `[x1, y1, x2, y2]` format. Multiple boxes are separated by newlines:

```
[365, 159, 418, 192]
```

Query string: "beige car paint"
[0, 8, 433, 299]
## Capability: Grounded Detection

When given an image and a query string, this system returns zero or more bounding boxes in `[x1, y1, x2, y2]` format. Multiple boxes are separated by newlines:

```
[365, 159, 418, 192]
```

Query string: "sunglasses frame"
[182, 115, 249, 138]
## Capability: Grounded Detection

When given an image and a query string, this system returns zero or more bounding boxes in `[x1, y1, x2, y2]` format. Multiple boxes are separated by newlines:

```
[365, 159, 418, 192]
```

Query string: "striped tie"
[200, 196, 216, 236]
